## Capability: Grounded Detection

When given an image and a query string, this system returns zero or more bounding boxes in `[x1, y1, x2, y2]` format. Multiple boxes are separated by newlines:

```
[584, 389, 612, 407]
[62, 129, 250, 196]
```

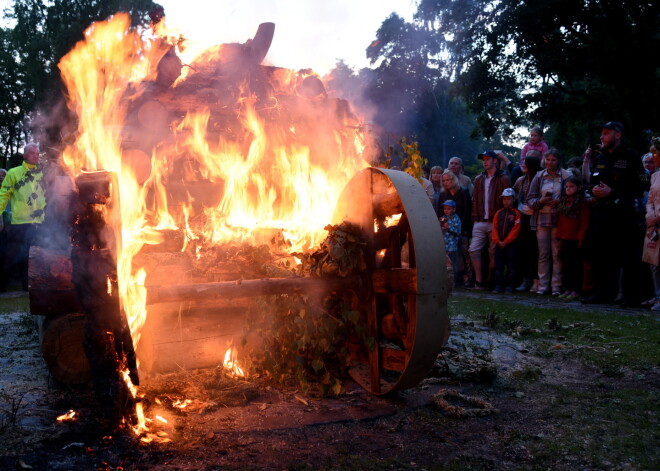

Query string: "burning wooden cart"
[26, 17, 450, 428]
[30, 166, 449, 397]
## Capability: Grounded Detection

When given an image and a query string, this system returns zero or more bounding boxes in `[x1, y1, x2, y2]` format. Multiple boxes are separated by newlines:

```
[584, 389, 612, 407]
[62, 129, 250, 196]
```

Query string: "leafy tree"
[415, 0, 660, 153]
[0, 27, 28, 165]
[0, 0, 161, 165]
[344, 13, 486, 168]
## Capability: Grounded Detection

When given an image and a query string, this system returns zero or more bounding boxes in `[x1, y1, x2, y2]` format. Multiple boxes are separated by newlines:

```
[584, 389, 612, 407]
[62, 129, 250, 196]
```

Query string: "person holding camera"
[526, 148, 573, 295]
[581, 122, 648, 306]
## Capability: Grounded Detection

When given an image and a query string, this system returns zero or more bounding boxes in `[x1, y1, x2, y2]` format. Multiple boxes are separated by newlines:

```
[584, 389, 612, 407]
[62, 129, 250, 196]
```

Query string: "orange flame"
[56, 410, 77, 422]
[57, 13, 370, 435]
[223, 346, 246, 378]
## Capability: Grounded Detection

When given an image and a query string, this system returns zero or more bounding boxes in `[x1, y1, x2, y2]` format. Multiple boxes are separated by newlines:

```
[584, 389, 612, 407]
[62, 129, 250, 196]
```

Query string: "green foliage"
[245, 293, 370, 397]
[413, 0, 660, 153]
[0, 0, 161, 163]
[0, 294, 29, 314]
[358, 12, 487, 167]
[244, 223, 372, 397]
[527, 386, 660, 469]
[399, 138, 427, 183]
[293, 222, 367, 278]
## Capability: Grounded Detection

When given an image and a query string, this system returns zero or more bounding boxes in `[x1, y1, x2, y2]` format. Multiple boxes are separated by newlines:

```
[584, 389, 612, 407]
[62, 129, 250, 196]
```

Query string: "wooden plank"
[372, 268, 417, 294]
[146, 275, 360, 305]
[139, 306, 247, 374]
[381, 347, 406, 372]
[373, 192, 404, 218]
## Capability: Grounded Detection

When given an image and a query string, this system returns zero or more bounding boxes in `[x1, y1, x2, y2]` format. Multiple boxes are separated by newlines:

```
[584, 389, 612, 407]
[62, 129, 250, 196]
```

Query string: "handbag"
[642, 228, 660, 266]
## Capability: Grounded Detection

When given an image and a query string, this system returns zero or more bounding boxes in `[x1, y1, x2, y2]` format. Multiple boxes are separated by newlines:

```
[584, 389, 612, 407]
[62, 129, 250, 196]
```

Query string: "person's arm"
[496, 151, 512, 174]
[646, 178, 660, 227]
[581, 147, 593, 184]
[471, 176, 481, 221]
[0, 172, 15, 215]
[423, 178, 434, 203]
[526, 173, 543, 209]
[491, 211, 501, 243]
[503, 210, 522, 244]
[447, 215, 461, 238]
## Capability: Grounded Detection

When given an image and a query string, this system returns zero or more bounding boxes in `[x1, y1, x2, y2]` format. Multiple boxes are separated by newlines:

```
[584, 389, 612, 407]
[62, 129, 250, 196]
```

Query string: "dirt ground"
[0, 292, 657, 471]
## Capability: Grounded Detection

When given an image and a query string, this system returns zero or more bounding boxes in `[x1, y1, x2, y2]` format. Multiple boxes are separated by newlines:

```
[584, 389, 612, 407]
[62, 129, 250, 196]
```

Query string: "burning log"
[155, 46, 182, 88]
[71, 171, 139, 427]
[28, 246, 81, 316]
[39, 313, 90, 385]
[146, 275, 361, 305]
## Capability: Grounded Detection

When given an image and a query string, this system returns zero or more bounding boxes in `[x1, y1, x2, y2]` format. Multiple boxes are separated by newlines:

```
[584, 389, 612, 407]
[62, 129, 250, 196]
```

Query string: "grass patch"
[526, 385, 659, 469]
[449, 295, 660, 370]
[449, 294, 660, 469]
[0, 293, 29, 314]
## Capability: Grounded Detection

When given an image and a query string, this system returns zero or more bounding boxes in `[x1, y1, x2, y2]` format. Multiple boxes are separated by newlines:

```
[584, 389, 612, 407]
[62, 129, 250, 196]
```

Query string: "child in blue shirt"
[440, 200, 462, 286]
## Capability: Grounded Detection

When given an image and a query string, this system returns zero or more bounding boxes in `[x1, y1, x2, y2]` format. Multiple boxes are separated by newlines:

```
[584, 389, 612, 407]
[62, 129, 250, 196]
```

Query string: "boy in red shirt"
[492, 188, 522, 293]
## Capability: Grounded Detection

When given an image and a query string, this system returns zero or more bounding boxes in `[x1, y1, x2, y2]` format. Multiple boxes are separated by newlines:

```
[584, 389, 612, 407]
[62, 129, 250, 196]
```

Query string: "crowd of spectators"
[434, 122, 659, 310]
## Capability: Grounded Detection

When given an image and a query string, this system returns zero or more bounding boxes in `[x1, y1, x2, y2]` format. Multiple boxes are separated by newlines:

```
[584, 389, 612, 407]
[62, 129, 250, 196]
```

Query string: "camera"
[589, 143, 603, 155]
[584, 184, 595, 197]
[440, 216, 448, 224]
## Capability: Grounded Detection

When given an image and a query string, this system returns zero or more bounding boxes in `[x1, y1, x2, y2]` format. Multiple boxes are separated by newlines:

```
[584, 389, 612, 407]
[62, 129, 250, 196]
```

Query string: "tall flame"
[57, 13, 370, 431]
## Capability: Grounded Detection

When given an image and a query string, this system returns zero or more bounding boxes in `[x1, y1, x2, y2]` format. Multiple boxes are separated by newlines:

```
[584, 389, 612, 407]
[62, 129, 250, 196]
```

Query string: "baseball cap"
[442, 200, 456, 208]
[500, 188, 515, 198]
[477, 150, 499, 160]
[599, 121, 624, 133]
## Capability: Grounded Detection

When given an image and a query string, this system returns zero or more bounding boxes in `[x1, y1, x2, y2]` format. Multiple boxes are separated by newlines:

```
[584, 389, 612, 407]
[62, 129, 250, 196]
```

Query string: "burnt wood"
[146, 275, 361, 305]
[28, 246, 82, 317]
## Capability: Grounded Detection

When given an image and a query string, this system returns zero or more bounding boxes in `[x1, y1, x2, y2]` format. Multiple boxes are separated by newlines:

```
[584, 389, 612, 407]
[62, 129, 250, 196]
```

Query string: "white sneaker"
[652, 302, 660, 311]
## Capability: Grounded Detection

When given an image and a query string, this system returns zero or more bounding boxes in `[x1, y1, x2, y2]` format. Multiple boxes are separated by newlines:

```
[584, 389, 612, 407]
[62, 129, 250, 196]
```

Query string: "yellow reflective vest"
[0, 161, 46, 224]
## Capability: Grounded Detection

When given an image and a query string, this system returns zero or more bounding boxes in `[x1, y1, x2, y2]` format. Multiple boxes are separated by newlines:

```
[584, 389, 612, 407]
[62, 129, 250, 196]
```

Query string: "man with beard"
[581, 122, 648, 306]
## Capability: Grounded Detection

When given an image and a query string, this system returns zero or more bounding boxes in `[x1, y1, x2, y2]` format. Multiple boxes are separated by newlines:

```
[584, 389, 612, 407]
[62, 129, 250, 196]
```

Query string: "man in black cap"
[581, 121, 648, 305]
[466, 150, 512, 289]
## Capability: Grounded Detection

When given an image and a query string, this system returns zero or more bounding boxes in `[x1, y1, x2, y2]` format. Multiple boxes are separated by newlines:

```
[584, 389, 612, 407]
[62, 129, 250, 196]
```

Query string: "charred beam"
[146, 274, 362, 305]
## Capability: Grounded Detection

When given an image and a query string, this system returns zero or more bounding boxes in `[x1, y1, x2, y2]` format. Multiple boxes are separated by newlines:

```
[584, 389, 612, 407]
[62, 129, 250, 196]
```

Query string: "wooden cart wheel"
[333, 168, 450, 394]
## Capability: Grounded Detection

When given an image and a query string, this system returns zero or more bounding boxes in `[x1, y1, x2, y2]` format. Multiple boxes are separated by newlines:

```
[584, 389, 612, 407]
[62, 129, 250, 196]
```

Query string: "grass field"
[449, 293, 659, 470]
